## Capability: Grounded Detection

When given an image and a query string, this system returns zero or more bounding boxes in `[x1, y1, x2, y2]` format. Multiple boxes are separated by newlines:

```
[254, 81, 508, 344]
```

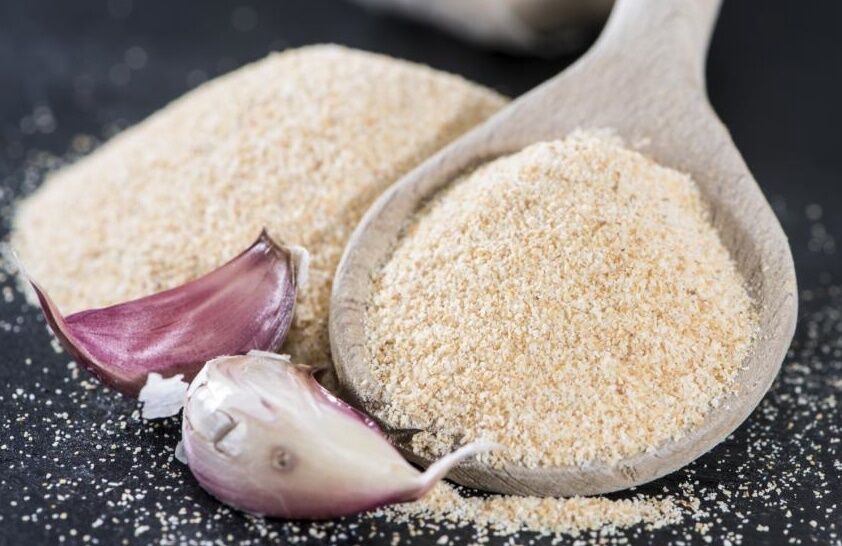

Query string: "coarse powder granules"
[11, 44, 505, 370]
[378, 482, 687, 538]
[366, 131, 757, 468]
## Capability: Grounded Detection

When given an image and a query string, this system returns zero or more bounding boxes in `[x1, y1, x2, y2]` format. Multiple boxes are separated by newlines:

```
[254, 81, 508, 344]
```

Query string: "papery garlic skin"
[29, 231, 298, 397]
[181, 352, 495, 519]
[138, 373, 189, 419]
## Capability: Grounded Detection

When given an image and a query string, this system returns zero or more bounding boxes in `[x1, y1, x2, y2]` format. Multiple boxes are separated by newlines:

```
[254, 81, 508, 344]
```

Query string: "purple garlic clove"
[181, 351, 496, 519]
[29, 231, 301, 398]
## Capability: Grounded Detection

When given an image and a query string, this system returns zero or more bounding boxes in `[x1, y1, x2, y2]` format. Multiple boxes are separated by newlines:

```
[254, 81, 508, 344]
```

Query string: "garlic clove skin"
[138, 373, 189, 419]
[29, 231, 298, 397]
[181, 352, 495, 519]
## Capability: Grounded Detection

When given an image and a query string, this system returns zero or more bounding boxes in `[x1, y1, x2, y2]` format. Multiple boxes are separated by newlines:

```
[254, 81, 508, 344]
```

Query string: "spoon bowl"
[330, 0, 797, 496]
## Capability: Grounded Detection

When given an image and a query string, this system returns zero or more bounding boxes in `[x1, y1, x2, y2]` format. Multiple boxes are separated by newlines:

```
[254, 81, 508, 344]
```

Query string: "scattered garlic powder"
[366, 131, 757, 467]
[12, 44, 505, 370]
[378, 482, 685, 537]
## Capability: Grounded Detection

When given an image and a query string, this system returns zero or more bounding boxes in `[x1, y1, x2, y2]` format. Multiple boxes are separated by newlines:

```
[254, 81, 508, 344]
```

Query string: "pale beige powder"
[365, 131, 756, 467]
[12, 45, 505, 369]
[378, 482, 686, 537]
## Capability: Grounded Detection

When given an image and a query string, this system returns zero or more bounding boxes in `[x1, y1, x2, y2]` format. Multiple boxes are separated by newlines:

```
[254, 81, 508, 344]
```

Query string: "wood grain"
[329, 0, 798, 496]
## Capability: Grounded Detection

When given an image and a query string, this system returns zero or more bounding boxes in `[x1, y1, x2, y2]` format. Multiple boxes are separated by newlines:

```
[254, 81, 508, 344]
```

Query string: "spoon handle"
[594, 0, 722, 86]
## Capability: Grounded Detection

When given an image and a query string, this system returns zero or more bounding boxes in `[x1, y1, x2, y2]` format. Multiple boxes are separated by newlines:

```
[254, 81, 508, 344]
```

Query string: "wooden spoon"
[329, 0, 797, 496]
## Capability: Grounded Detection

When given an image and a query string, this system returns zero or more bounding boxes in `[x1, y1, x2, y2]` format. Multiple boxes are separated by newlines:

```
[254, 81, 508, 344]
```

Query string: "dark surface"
[0, 1, 841, 545]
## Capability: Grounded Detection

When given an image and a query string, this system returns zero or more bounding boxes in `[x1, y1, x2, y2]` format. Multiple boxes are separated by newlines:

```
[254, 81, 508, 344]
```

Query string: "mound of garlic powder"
[365, 131, 757, 468]
[12, 45, 506, 371]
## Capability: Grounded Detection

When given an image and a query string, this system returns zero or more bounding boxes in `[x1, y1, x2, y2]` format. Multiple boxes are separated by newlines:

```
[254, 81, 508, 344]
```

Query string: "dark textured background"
[0, 1, 840, 545]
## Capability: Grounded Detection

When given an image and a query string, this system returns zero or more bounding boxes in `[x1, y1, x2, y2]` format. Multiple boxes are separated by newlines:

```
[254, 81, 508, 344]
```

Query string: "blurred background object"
[352, 0, 613, 53]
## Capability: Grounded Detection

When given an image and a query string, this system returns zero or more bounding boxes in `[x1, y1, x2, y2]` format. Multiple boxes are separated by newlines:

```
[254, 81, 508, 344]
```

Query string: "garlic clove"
[181, 352, 496, 519]
[29, 231, 299, 398]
